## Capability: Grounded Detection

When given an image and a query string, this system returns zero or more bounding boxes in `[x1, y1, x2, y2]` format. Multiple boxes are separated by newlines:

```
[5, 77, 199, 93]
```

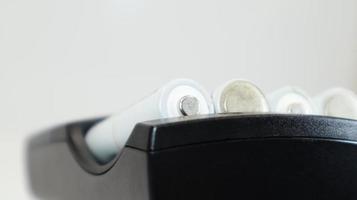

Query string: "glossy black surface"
[27, 114, 357, 200]
[128, 114, 357, 151]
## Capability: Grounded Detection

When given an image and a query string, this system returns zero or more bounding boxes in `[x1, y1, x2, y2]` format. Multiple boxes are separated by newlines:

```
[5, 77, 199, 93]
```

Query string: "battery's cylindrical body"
[268, 87, 314, 114]
[212, 79, 269, 113]
[85, 79, 214, 163]
[313, 88, 357, 120]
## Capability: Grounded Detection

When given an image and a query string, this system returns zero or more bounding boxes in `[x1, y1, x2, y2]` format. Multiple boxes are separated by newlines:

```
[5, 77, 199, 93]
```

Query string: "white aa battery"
[212, 79, 269, 113]
[268, 86, 314, 114]
[313, 88, 357, 120]
[85, 79, 214, 163]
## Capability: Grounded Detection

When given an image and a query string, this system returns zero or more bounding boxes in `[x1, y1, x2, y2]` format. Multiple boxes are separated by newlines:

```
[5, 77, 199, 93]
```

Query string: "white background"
[1, 0, 357, 198]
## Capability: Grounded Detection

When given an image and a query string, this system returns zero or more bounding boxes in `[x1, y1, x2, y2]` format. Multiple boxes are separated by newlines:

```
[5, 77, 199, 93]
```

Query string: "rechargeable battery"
[85, 79, 214, 163]
[314, 88, 357, 120]
[268, 86, 314, 114]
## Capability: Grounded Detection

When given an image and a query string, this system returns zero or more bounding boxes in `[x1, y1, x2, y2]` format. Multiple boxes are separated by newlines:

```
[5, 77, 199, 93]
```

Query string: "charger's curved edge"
[28, 114, 357, 177]
[26, 114, 357, 200]
[26, 117, 152, 200]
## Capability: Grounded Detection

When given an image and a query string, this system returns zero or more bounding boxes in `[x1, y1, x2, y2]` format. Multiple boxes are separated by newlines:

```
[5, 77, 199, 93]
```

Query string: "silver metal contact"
[218, 80, 269, 113]
[178, 95, 200, 116]
[286, 103, 306, 114]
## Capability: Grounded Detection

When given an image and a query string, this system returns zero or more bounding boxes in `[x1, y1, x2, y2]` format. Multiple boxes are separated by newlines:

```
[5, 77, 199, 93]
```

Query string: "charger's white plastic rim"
[159, 79, 214, 118]
[212, 79, 269, 113]
[314, 88, 357, 120]
[268, 86, 315, 114]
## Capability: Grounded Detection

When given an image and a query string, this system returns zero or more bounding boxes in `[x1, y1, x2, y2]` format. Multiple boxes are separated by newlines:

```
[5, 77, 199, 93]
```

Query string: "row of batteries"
[86, 79, 357, 163]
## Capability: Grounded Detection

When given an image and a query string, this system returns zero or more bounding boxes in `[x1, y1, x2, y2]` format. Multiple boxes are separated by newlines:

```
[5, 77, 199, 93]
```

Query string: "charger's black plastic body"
[27, 114, 357, 200]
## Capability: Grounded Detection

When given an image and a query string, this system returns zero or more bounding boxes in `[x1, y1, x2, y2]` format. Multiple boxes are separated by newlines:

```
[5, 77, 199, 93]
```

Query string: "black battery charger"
[27, 114, 357, 200]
